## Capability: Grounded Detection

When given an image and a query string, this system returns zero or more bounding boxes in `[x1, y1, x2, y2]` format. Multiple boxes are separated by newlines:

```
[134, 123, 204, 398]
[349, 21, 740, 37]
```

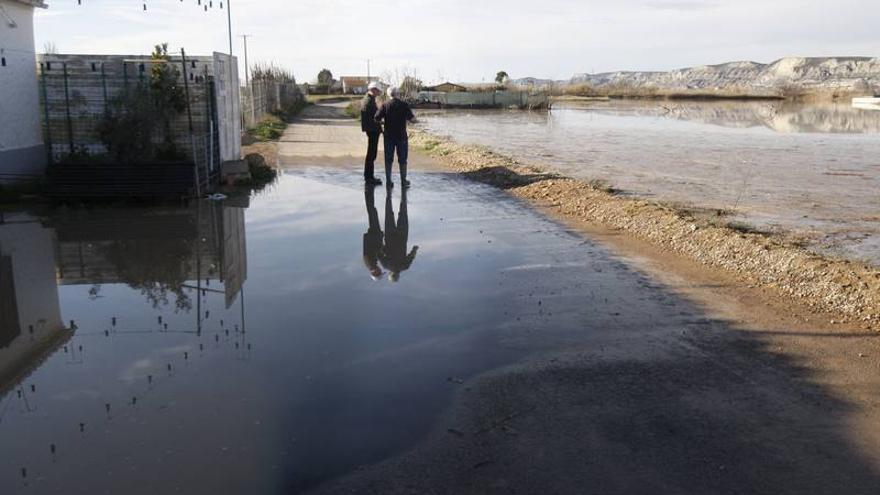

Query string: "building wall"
[0, 0, 46, 179]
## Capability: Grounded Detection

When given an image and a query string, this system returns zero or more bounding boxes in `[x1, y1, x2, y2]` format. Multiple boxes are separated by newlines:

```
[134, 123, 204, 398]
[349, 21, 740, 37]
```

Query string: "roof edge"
[10, 0, 48, 9]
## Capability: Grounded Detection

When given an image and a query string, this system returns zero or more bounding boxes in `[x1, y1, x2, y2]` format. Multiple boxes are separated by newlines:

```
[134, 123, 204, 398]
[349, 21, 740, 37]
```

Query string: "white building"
[0, 0, 47, 180]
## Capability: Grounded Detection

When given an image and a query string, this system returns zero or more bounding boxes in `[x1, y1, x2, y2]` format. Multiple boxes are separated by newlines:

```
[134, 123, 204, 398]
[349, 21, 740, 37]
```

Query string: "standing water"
[419, 100, 880, 266]
[0, 170, 707, 494]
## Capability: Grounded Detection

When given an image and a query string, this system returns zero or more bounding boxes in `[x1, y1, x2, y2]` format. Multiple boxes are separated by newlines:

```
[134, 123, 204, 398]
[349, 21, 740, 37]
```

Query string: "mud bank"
[410, 130, 880, 329]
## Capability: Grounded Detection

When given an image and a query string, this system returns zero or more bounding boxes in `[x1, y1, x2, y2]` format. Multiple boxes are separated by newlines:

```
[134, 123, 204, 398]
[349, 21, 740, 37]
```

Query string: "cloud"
[644, 0, 720, 10]
[30, 0, 880, 82]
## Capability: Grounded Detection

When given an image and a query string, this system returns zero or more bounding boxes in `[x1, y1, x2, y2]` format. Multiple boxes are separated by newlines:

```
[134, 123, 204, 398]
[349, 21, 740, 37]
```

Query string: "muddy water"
[0, 170, 704, 494]
[418, 100, 880, 266]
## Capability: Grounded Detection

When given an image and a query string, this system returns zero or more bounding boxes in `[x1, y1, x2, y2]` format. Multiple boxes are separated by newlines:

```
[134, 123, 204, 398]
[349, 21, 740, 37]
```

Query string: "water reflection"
[362, 185, 384, 280]
[0, 202, 248, 392]
[558, 100, 880, 134]
[362, 185, 420, 282]
[420, 100, 880, 266]
[381, 188, 418, 282]
[0, 214, 67, 391]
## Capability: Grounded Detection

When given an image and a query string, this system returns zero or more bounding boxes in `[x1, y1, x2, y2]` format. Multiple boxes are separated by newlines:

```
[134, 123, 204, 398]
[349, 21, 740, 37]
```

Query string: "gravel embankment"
[410, 129, 880, 329]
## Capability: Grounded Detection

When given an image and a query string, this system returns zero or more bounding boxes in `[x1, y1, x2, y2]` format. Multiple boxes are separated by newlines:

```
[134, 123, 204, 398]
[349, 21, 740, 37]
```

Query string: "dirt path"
[276, 102, 439, 170]
[281, 103, 880, 494]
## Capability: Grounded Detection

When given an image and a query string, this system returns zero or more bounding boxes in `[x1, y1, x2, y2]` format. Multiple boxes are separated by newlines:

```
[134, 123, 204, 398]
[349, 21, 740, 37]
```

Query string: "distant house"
[0, 0, 48, 181]
[340, 76, 378, 94]
[423, 82, 467, 93]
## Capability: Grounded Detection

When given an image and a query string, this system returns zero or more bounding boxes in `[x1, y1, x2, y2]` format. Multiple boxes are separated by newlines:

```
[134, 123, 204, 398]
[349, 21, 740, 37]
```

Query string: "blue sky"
[34, 0, 880, 84]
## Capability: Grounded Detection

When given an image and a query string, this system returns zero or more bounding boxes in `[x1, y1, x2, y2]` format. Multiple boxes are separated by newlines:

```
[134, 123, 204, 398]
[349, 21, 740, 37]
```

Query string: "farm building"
[340, 76, 379, 94]
[423, 82, 467, 93]
[0, 0, 48, 181]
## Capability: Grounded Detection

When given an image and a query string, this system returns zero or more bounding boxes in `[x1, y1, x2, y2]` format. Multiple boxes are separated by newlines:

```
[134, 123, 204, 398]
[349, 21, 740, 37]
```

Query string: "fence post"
[204, 66, 214, 177]
[40, 62, 53, 166]
[180, 48, 200, 198]
[100, 62, 108, 114]
[62, 62, 74, 153]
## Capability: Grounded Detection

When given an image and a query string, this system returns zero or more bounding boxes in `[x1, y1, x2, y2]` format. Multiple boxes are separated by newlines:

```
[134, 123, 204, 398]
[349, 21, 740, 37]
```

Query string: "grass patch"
[248, 115, 287, 141]
[344, 100, 362, 119]
[725, 221, 767, 235]
[422, 139, 442, 152]
[308, 95, 360, 104]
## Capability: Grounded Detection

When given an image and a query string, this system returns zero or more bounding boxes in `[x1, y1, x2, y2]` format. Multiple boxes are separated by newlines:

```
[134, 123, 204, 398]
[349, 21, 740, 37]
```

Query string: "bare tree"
[380, 65, 423, 100]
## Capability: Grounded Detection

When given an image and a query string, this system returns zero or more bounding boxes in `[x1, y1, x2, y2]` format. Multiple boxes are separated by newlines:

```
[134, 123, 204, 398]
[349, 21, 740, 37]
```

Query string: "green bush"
[248, 115, 287, 141]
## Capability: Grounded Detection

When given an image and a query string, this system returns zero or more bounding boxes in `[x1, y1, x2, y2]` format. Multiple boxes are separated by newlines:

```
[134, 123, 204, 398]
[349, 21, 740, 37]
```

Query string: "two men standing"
[361, 84, 417, 188]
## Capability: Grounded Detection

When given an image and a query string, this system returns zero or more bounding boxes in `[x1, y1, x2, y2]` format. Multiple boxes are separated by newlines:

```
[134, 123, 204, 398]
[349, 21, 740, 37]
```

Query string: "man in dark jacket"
[374, 86, 416, 188]
[360, 82, 383, 185]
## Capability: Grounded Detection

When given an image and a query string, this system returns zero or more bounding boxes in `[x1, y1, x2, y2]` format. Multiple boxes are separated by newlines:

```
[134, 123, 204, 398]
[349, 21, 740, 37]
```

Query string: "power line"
[73, 0, 228, 13]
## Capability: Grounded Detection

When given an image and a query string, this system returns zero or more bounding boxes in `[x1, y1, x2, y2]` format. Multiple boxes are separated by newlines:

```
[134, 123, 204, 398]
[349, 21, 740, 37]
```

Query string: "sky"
[33, 0, 880, 84]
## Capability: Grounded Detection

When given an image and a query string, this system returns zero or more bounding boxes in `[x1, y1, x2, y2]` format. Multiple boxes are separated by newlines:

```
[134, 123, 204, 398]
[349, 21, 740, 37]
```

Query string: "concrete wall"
[0, 0, 46, 179]
[213, 52, 242, 163]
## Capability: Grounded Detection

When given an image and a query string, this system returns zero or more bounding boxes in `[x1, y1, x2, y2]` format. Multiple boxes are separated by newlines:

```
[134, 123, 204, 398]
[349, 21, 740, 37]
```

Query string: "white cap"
[367, 81, 380, 91]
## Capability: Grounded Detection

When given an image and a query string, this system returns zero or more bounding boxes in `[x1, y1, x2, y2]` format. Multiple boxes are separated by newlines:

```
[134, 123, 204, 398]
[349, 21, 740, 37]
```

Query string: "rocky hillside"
[571, 57, 880, 96]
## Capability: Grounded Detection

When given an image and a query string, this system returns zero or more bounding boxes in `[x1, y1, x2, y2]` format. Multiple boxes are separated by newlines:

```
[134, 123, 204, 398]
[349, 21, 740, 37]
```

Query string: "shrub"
[248, 115, 287, 141]
[235, 153, 278, 189]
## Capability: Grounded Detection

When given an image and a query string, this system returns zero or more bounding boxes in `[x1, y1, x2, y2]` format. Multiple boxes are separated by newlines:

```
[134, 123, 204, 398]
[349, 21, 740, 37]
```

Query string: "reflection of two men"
[363, 185, 418, 282]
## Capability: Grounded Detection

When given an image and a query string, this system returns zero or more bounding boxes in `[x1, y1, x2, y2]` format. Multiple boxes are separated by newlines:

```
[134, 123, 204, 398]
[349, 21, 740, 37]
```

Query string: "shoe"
[402, 179, 411, 188]
[365, 176, 382, 185]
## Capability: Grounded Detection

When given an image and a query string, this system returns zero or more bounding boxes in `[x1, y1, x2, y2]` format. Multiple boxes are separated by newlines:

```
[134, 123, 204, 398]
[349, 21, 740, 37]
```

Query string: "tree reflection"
[99, 238, 195, 312]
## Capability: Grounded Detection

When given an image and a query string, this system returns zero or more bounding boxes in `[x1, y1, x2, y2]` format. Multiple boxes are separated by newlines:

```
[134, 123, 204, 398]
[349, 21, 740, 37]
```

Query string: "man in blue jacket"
[374, 86, 417, 188]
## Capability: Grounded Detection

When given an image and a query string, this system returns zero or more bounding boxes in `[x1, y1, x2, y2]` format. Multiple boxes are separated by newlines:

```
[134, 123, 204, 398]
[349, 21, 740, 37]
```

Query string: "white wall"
[0, 0, 45, 178]
[213, 52, 242, 163]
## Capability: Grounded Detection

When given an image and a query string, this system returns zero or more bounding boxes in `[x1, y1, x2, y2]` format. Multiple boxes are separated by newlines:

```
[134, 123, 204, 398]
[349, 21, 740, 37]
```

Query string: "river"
[418, 100, 880, 266]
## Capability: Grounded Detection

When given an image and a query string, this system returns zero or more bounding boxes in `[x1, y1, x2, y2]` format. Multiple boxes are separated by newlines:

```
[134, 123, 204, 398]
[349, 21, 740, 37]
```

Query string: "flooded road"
[4, 103, 880, 495]
[419, 100, 880, 265]
[0, 170, 713, 494]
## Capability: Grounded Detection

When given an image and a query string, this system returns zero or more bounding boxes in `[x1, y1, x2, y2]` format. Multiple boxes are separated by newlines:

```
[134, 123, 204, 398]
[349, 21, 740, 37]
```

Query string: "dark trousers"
[384, 135, 409, 182]
[364, 131, 380, 178]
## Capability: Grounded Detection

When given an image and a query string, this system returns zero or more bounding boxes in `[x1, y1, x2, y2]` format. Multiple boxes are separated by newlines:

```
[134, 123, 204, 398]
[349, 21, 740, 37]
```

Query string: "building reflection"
[0, 201, 248, 391]
[0, 214, 66, 391]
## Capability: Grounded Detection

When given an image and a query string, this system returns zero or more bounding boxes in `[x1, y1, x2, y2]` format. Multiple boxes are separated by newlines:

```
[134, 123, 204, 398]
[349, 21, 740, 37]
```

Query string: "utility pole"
[240, 34, 251, 87]
[240, 34, 255, 126]
[226, 0, 236, 160]
[367, 59, 371, 80]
